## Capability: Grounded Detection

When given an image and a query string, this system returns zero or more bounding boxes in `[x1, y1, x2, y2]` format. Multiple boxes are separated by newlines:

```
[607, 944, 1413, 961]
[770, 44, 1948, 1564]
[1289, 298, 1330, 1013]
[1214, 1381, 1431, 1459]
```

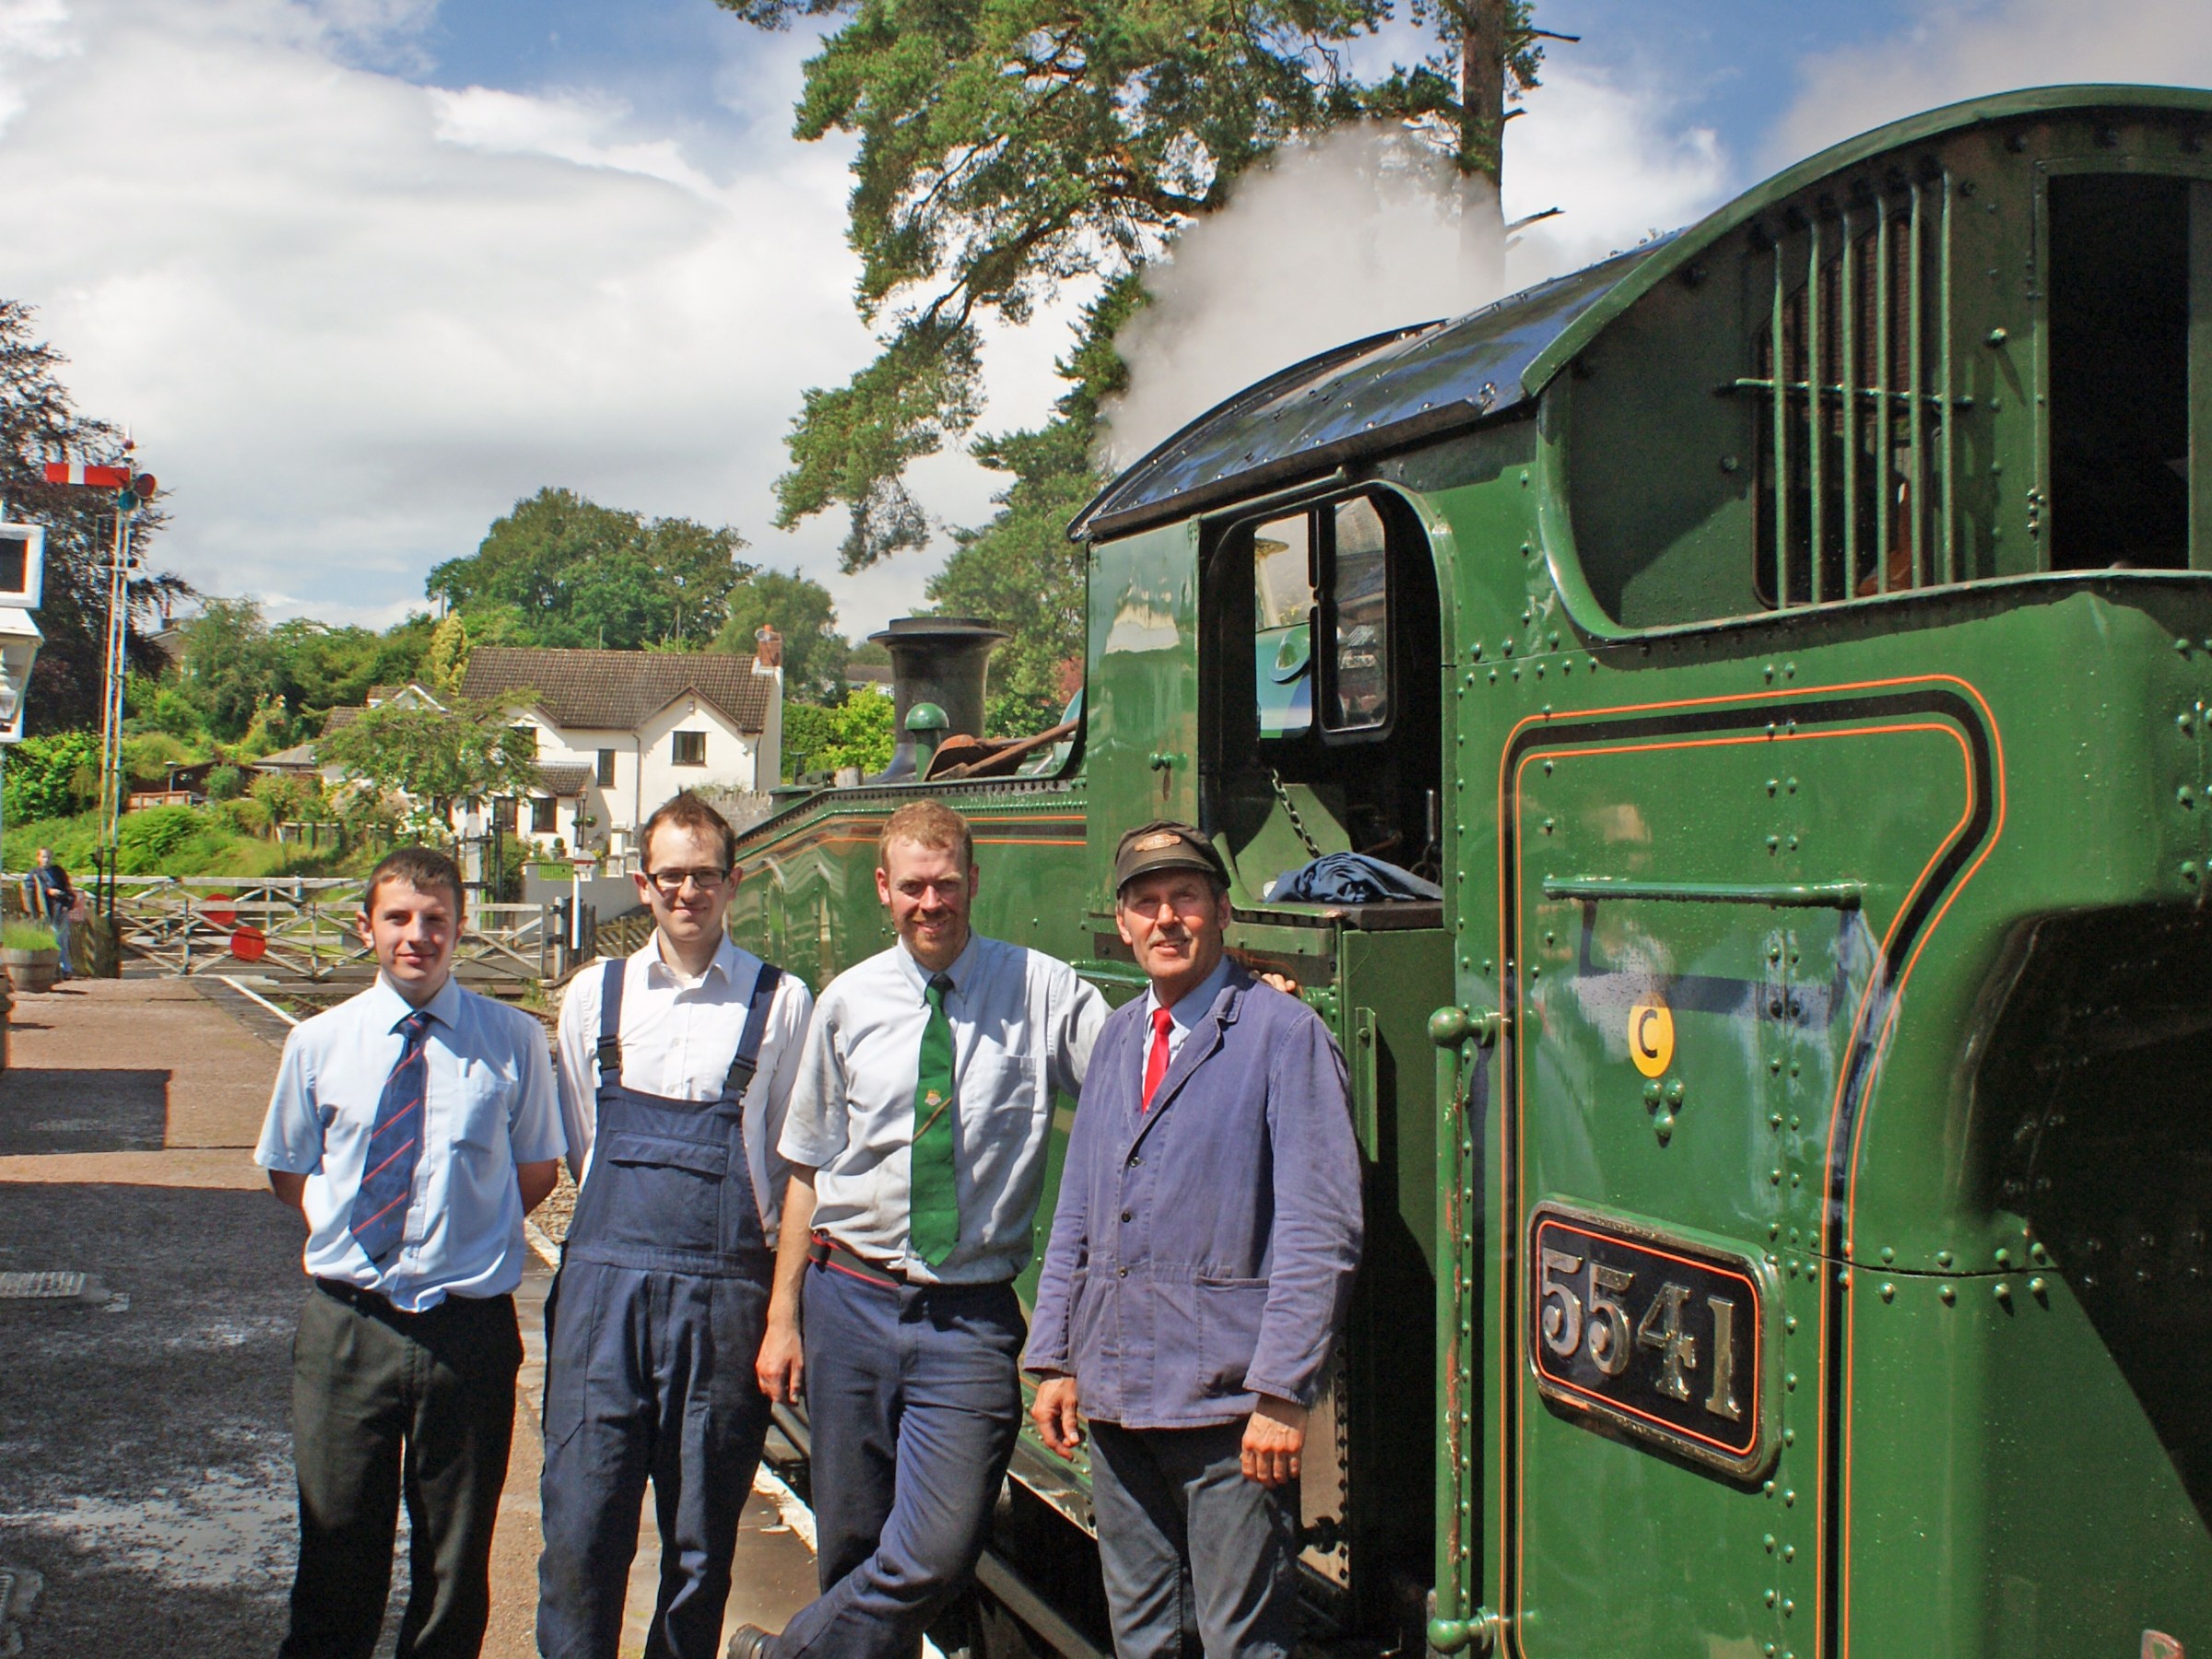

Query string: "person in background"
[24, 847, 74, 979]
[536, 792, 814, 1659]
[727, 799, 1107, 1659]
[255, 846, 565, 1659]
[1025, 820, 1363, 1659]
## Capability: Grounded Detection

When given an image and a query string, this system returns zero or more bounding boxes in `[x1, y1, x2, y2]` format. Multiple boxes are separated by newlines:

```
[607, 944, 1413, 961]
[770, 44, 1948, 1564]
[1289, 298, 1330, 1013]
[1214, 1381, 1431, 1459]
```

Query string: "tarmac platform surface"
[0, 974, 819, 1656]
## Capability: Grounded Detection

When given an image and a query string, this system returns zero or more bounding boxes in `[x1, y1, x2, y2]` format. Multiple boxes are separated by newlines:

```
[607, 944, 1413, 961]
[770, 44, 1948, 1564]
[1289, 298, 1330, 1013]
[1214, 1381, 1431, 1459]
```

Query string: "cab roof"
[1069, 83, 2212, 544]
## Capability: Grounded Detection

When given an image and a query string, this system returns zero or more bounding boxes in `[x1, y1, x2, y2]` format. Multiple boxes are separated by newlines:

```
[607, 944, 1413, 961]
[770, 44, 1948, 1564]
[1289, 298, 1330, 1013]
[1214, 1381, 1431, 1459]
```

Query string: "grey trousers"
[1087, 1419, 1300, 1659]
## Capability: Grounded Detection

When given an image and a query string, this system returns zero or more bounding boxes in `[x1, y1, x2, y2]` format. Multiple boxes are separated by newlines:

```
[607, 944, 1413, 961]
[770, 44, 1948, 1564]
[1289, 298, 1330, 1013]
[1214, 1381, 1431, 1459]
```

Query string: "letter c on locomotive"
[1629, 999, 1674, 1078]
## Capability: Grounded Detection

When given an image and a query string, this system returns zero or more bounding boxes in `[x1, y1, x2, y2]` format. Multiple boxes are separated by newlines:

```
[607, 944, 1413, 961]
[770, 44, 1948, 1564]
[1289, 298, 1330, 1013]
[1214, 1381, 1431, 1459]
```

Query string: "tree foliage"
[0, 301, 188, 733]
[160, 598, 433, 747]
[316, 693, 542, 832]
[782, 689, 894, 781]
[427, 488, 751, 651]
[924, 276, 1140, 735]
[716, 0, 1551, 570]
[1, 730, 100, 824]
[711, 567, 852, 703]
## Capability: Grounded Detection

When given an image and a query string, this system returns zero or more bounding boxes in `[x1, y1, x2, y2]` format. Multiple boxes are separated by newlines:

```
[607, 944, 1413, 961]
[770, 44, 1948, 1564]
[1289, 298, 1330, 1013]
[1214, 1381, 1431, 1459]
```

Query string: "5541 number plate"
[1527, 1203, 1780, 1479]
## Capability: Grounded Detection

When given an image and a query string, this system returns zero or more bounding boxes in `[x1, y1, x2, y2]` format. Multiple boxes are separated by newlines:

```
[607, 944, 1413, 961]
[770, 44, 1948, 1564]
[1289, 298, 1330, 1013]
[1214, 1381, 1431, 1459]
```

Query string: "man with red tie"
[255, 847, 564, 1659]
[1025, 820, 1363, 1659]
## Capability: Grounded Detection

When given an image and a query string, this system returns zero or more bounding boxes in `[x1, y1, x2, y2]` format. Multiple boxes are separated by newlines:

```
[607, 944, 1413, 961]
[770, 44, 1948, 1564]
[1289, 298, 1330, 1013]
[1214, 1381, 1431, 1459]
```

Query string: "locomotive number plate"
[1528, 1203, 1779, 1478]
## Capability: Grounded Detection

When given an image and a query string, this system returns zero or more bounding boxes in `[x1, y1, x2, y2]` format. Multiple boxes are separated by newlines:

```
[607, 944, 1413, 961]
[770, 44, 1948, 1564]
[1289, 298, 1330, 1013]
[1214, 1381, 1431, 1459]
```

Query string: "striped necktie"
[351, 1009, 432, 1266]
[908, 973, 960, 1265]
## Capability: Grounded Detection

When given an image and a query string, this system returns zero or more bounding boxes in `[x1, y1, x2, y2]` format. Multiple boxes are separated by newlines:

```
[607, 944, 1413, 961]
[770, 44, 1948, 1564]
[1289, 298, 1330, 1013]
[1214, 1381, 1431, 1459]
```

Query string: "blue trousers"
[768, 1262, 1024, 1659]
[536, 1262, 772, 1659]
[1087, 1420, 1300, 1659]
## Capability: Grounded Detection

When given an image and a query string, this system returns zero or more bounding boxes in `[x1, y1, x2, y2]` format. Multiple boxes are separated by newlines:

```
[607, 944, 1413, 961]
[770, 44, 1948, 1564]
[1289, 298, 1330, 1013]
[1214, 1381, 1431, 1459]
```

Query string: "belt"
[314, 1277, 509, 1318]
[807, 1233, 907, 1288]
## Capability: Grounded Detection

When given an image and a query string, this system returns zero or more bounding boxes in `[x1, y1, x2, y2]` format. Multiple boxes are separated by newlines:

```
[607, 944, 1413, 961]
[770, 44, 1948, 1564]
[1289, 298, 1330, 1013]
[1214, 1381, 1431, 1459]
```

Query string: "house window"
[491, 797, 518, 833]
[530, 796, 556, 834]
[672, 731, 706, 767]
[595, 748, 616, 787]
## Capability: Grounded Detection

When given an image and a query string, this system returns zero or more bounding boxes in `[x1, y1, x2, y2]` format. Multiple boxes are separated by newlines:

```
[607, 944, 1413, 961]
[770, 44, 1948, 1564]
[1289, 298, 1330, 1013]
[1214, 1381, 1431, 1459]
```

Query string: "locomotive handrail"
[1541, 876, 1865, 908]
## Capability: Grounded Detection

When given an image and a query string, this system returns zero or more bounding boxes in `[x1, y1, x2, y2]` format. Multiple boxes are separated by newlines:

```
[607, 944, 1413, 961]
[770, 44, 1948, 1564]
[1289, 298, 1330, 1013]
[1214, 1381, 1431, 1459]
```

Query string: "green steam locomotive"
[727, 84, 2212, 1658]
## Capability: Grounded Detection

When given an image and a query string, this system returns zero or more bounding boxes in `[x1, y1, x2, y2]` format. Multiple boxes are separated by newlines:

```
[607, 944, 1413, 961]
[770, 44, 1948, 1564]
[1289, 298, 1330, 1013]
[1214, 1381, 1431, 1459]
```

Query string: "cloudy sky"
[0, 0, 2203, 641]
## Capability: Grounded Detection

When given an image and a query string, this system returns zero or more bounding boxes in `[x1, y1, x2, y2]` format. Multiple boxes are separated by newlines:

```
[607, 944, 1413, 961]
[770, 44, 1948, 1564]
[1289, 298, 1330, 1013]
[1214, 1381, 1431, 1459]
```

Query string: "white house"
[458, 645, 782, 867]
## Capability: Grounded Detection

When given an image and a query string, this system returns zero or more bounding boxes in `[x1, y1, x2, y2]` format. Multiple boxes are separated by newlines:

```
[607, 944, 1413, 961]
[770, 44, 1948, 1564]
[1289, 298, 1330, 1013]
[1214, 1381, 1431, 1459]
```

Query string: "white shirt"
[1138, 954, 1233, 1084]
[780, 934, 1106, 1284]
[555, 934, 815, 1232]
[255, 972, 566, 1312]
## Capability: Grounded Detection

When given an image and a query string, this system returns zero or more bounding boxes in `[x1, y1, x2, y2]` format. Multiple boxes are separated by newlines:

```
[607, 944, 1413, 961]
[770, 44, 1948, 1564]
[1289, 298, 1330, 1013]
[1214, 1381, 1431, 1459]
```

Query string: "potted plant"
[2, 919, 62, 994]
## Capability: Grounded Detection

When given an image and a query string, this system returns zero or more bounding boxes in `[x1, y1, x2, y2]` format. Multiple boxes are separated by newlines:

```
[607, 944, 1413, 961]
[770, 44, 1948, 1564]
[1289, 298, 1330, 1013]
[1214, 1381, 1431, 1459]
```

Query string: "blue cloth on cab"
[1265, 852, 1442, 904]
[536, 957, 782, 1659]
[1023, 963, 1363, 1427]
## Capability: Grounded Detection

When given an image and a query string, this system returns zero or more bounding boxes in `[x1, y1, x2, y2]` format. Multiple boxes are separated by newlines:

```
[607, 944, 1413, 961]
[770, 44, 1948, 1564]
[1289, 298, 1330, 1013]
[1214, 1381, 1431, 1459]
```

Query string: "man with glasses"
[537, 792, 816, 1659]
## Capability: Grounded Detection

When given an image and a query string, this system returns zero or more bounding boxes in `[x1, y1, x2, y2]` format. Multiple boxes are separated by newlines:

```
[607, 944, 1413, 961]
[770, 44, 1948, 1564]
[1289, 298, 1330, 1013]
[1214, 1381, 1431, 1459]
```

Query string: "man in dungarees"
[537, 793, 815, 1659]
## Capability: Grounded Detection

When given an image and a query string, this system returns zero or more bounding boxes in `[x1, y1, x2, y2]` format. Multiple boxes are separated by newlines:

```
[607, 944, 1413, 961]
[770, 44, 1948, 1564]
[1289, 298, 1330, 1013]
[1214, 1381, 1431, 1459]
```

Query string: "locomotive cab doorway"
[1199, 488, 1445, 890]
[1197, 485, 1449, 1639]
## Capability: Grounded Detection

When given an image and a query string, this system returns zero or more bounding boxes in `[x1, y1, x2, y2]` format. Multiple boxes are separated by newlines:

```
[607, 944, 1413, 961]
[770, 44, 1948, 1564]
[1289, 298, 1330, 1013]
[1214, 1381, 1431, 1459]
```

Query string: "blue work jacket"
[1023, 964, 1362, 1429]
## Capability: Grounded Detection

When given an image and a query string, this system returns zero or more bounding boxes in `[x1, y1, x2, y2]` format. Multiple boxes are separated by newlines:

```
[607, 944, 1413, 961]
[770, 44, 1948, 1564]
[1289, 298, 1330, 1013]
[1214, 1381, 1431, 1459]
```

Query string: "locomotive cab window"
[1203, 489, 1440, 895]
[2046, 172, 2204, 571]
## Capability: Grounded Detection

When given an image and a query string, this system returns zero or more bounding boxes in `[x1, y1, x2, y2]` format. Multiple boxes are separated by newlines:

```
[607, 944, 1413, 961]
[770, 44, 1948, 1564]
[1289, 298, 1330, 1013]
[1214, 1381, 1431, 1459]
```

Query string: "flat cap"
[1113, 819, 1230, 893]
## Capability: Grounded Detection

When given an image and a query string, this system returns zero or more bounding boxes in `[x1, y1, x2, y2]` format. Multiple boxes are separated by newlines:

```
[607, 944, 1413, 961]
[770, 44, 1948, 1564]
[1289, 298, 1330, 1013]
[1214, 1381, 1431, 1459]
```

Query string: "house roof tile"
[533, 762, 595, 796]
[460, 648, 773, 735]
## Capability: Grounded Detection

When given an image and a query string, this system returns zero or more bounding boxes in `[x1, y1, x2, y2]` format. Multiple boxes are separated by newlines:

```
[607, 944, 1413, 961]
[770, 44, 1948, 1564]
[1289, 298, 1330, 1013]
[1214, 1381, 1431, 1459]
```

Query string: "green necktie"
[909, 973, 961, 1265]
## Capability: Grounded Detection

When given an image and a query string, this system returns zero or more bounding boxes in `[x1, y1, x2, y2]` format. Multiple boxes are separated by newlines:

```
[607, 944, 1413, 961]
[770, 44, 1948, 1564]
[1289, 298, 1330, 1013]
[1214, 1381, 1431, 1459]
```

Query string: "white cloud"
[1502, 63, 1731, 279]
[1771, 0, 2212, 169]
[0, 0, 1038, 644]
[1100, 66, 1732, 466]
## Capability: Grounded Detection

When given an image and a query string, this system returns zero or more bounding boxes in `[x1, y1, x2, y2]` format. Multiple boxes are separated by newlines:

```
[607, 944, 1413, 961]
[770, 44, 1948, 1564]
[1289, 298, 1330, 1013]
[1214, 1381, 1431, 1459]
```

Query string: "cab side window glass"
[1326, 497, 1390, 732]
[1253, 513, 1313, 739]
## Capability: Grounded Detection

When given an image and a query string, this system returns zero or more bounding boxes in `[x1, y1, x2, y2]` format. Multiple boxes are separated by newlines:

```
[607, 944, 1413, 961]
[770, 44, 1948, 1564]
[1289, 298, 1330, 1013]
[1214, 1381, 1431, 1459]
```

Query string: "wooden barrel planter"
[2, 946, 61, 995]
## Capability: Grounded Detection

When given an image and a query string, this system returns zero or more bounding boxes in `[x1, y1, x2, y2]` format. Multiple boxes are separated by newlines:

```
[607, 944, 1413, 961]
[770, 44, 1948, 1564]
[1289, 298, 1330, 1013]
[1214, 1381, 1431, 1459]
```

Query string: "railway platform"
[0, 975, 818, 1656]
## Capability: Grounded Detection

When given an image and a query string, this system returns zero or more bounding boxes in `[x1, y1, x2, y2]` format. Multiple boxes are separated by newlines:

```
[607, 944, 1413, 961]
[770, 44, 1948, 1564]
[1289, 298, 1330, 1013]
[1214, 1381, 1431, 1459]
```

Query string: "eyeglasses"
[643, 867, 731, 896]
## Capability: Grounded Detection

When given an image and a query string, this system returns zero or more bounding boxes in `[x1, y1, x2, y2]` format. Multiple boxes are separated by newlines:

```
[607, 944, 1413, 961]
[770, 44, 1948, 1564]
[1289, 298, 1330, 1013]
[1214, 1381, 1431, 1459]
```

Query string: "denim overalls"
[537, 955, 782, 1659]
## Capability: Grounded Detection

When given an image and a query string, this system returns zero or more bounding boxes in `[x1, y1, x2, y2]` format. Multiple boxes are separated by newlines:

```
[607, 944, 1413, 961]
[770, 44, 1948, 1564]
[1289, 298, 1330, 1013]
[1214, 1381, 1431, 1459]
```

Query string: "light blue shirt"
[255, 972, 566, 1312]
[1138, 954, 1233, 1081]
[780, 934, 1105, 1284]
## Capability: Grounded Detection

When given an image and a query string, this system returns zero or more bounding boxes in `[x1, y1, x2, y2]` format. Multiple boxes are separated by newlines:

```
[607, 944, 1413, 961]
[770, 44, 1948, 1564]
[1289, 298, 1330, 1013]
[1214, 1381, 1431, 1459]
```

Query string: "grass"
[1, 919, 56, 952]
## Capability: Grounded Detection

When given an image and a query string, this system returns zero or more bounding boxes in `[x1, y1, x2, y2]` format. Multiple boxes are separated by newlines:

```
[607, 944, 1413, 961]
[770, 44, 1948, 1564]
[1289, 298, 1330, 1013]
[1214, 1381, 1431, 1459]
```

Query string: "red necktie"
[1142, 1006, 1173, 1112]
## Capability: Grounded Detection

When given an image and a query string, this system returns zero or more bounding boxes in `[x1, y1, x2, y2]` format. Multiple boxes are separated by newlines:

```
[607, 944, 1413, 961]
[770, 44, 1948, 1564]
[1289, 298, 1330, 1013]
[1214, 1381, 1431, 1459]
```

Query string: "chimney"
[866, 616, 1006, 782]
[753, 625, 782, 672]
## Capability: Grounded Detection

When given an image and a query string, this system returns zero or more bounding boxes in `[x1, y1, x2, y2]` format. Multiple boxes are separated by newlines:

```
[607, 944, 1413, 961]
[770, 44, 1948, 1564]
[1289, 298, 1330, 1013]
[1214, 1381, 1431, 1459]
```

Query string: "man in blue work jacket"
[1025, 820, 1363, 1659]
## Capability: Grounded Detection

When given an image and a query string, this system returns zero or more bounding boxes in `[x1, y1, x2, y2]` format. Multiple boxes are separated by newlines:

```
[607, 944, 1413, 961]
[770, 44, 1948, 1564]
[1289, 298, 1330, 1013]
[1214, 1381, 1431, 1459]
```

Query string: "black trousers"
[279, 1281, 523, 1659]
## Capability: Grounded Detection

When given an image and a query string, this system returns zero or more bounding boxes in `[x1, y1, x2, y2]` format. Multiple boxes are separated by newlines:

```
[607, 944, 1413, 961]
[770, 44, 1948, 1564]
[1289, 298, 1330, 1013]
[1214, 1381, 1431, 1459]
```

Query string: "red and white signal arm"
[0, 523, 45, 610]
[42, 461, 132, 488]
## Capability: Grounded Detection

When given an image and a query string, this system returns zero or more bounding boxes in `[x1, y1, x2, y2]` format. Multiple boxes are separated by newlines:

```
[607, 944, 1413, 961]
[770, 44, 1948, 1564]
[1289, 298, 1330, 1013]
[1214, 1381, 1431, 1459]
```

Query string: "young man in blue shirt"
[256, 846, 565, 1659]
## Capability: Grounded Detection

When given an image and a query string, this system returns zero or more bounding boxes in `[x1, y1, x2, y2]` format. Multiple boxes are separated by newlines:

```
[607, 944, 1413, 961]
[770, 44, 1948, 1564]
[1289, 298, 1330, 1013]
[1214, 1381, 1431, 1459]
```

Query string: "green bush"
[3, 732, 100, 824]
[116, 805, 205, 871]
[1, 919, 56, 951]
[206, 764, 245, 800]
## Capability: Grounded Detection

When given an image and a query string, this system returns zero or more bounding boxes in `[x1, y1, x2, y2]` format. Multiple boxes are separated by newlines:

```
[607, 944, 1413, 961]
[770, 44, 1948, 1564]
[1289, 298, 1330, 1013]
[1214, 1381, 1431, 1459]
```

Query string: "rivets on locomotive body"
[1994, 1281, 2012, 1305]
[1936, 1249, 1954, 1268]
[1940, 1284, 1957, 1304]
[1880, 1281, 1896, 1301]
